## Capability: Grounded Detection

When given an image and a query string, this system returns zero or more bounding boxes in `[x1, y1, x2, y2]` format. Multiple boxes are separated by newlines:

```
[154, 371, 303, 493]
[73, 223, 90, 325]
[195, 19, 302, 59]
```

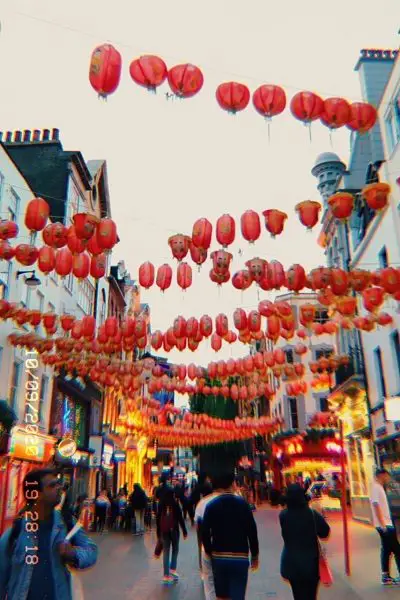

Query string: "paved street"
[81, 507, 399, 599]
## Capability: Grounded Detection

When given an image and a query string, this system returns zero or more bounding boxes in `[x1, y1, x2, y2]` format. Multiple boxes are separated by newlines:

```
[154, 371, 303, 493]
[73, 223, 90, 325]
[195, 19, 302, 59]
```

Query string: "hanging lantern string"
[11, 9, 399, 108]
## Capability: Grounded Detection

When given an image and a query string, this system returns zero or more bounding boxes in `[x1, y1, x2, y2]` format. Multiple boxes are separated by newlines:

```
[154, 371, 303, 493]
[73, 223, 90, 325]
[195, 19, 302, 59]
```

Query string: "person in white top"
[195, 491, 220, 600]
[370, 469, 400, 586]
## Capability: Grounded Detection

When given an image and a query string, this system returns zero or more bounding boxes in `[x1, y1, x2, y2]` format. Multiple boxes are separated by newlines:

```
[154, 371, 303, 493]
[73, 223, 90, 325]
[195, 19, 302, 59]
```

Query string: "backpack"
[160, 506, 176, 534]
[8, 509, 75, 555]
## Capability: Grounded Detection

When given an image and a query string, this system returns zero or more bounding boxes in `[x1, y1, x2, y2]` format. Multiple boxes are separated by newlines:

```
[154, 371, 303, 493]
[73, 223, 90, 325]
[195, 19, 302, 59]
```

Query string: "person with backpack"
[0, 467, 97, 600]
[130, 483, 148, 535]
[156, 489, 187, 585]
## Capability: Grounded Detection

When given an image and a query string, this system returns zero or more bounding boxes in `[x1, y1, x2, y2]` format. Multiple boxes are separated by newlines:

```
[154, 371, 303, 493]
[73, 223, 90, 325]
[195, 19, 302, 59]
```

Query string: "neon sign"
[326, 442, 342, 454]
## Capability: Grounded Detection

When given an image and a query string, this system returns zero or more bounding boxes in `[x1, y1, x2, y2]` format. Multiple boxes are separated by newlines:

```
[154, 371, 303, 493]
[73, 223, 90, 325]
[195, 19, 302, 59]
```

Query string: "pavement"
[81, 507, 400, 599]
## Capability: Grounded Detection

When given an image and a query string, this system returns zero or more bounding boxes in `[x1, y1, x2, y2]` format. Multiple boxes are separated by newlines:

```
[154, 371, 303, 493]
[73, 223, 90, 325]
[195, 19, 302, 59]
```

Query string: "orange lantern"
[139, 262, 155, 289]
[308, 267, 331, 290]
[89, 44, 122, 97]
[38, 246, 56, 275]
[15, 244, 39, 266]
[245, 258, 268, 283]
[286, 264, 306, 292]
[156, 264, 173, 292]
[295, 201, 321, 230]
[72, 253, 90, 280]
[378, 267, 400, 295]
[168, 234, 191, 261]
[216, 214, 235, 247]
[328, 192, 354, 221]
[73, 213, 99, 240]
[317, 288, 335, 307]
[362, 182, 390, 211]
[90, 253, 106, 278]
[42, 222, 68, 249]
[211, 249, 233, 275]
[262, 209, 287, 237]
[248, 310, 261, 333]
[241, 210, 261, 243]
[267, 315, 281, 340]
[335, 296, 357, 316]
[259, 300, 276, 317]
[177, 262, 192, 291]
[24, 198, 50, 232]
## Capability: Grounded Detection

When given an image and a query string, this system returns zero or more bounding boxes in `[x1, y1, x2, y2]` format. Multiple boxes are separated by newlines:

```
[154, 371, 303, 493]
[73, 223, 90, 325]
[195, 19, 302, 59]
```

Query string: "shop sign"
[9, 429, 54, 463]
[102, 443, 113, 469]
[89, 435, 102, 468]
[113, 451, 126, 462]
[57, 437, 77, 458]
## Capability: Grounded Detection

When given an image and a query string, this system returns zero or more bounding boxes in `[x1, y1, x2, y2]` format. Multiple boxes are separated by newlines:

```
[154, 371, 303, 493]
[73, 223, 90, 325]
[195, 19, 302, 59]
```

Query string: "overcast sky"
[0, 1, 398, 377]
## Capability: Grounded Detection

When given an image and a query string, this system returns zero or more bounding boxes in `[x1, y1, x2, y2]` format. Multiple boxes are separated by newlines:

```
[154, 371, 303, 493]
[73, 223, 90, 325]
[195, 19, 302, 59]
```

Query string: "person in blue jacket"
[0, 467, 98, 600]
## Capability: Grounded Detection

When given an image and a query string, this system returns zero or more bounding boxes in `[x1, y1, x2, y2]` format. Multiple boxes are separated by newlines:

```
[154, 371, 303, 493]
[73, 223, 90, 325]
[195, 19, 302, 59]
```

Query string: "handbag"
[312, 510, 333, 587]
[154, 538, 163, 558]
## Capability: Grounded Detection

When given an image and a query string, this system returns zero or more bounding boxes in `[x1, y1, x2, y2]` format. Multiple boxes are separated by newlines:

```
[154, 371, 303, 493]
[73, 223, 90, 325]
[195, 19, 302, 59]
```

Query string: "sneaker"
[162, 576, 174, 585]
[170, 570, 179, 580]
[381, 575, 396, 586]
[392, 578, 400, 585]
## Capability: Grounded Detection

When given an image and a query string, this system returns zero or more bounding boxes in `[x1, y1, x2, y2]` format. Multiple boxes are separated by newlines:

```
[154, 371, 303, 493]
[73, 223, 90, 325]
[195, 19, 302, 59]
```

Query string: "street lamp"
[16, 270, 41, 288]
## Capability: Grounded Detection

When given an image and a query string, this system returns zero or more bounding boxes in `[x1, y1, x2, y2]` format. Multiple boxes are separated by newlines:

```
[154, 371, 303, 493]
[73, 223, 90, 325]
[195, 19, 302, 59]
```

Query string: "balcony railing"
[334, 346, 365, 387]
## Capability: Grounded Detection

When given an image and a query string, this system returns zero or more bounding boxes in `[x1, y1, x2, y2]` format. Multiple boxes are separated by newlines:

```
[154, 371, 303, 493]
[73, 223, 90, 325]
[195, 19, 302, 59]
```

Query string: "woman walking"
[279, 484, 330, 600]
[156, 489, 187, 585]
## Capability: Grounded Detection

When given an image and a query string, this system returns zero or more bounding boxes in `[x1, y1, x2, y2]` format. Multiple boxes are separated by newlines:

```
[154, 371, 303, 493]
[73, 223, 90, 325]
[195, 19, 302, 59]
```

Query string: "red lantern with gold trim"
[299, 303, 316, 327]
[328, 192, 354, 220]
[215, 313, 229, 338]
[233, 308, 247, 331]
[25, 198, 49, 232]
[379, 267, 400, 295]
[38, 246, 56, 275]
[190, 243, 207, 269]
[67, 226, 86, 255]
[262, 209, 287, 237]
[90, 253, 106, 279]
[168, 234, 191, 261]
[211, 249, 232, 275]
[167, 64, 204, 98]
[295, 201, 321, 230]
[267, 315, 281, 340]
[211, 333, 222, 352]
[246, 258, 268, 283]
[15, 244, 39, 266]
[89, 44, 122, 97]
[156, 264, 173, 292]
[259, 300, 276, 317]
[192, 217, 212, 250]
[248, 310, 261, 333]
[362, 182, 390, 211]
[241, 210, 261, 244]
[286, 264, 306, 292]
[43, 223, 68, 249]
[139, 262, 155, 289]
[232, 270, 252, 290]
[73, 213, 98, 240]
[96, 219, 117, 252]
[362, 286, 385, 313]
[267, 260, 285, 290]
[177, 262, 192, 291]
[330, 268, 349, 296]
[336, 296, 357, 316]
[309, 267, 331, 290]
[72, 253, 90, 280]
[0, 221, 18, 240]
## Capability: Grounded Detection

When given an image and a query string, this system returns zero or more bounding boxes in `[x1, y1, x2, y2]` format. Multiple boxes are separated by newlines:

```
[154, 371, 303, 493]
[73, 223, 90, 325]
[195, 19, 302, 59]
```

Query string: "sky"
[0, 0, 399, 380]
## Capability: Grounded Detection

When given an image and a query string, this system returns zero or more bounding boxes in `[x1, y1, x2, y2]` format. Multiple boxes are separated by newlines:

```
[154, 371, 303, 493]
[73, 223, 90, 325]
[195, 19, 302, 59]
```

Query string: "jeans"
[135, 509, 145, 533]
[162, 530, 179, 576]
[212, 559, 249, 600]
[377, 527, 400, 575]
[289, 579, 319, 600]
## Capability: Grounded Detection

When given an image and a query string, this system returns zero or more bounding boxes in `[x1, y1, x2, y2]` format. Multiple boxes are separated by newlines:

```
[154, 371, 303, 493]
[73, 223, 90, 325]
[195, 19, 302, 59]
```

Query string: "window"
[315, 348, 333, 360]
[285, 349, 294, 364]
[378, 246, 389, 268]
[319, 397, 329, 412]
[66, 180, 84, 224]
[385, 100, 400, 154]
[9, 361, 22, 410]
[65, 272, 74, 294]
[100, 289, 106, 325]
[77, 279, 95, 315]
[373, 347, 387, 400]
[288, 397, 298, 429]
[314, 309, 329, 324]
[23, 285, 32, 308]
[390, 331, 400, 381]
[7, 187, 20, 222]
[0, 262, 12, 299]
[47, 302, 56, 313]
[39, 375, 49, 425]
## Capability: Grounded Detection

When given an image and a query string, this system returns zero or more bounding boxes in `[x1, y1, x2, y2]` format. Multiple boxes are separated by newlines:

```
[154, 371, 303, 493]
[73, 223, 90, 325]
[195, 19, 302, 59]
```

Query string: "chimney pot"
[52, 128, 60, 141]
[23, 130, 31, 143]
[33, 130, 40, 142]
[14, 131, 22, 143]
[42, 129, 50, 141]
[5, 132, 12, 143]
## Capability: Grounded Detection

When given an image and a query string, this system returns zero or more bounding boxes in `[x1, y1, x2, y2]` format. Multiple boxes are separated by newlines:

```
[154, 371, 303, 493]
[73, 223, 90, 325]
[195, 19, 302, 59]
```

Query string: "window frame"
[373, 346, 387, 400]
[9, 360, 23, 411]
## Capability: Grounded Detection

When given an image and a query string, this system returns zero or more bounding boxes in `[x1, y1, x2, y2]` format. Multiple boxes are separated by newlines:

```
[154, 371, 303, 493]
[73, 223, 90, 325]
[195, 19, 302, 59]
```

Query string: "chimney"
[42, 129, 50, 141]
[5, 132, 12, 143]
[354, 48, 397, 106]
[13, 131, 22, 143]
[32, 130, 40, 142]
[52, 128, 60, 141]
[23, 130, 31, 143]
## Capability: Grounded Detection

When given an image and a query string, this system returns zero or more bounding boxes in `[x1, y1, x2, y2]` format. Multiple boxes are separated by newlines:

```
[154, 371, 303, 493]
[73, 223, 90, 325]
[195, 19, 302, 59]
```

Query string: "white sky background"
[0, 1, 399, 391]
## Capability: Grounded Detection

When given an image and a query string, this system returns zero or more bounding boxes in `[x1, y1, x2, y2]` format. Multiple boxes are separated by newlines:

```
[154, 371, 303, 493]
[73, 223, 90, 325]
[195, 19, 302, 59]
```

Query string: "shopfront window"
[347, 437, 369, 497]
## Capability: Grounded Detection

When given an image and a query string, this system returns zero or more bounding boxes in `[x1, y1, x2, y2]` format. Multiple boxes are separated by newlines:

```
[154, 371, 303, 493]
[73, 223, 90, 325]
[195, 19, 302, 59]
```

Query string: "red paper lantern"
[320, 97, 350, 129]
[168, 64, 204, 98]
[259, 300, 276, 317]
[211, 333, 222, 352]
[177, 262, 192, 291]
[248, 310, 261, 333]
[253, 85, 286, 119]
[241, 210, 261, 243]
[362, 286, 385, 313]
[42, 312, 57, 330]
[274, 348, 286, 365]
[336, 296, 357, 317]
[232, 270, 252, 290]
[156, 264, 173, 292]
[362, 182, 390, 211]
[267, 315, 281, 340]
[24, 198, 49, 232]
[129, 55, 167, 90]
[262, 209, 287, 237]
[60, 314, 75, 332]
[96, 219, 117, 252]
[376, 312, 393, 326]
[225, 330, 237, 344]
[286, 264, 306, 292]
[215, 313, 229, 338]
[211, 249, 233, 274]
[233, 308, 248, 331]
[290, 91, 324, 123]
[15, 244, 39, 266]
[173, 316, 187, 339]
[294, 343, 307, 355]
[299, 303, 316, 327]
[54, 248, 72, 277]
[186, 317, 199, 339]
[89, 44, 122, 97]
[105, 316, 118, 338]
[0, 221, 18, 240]
[168, 234, 191, 261]
[216, 82, 250, 113]
[347, 102, 377, 134]
[200, 315, 213, 337]
[328, 192, 354, 220]
[72, 253, 90, 280]
[90, 253, 106, 278]
[67, 226, 86, 255]
[246, 258, 268, 283]
[139, 262, 155, 289]
[267, 260, 285, 289]
[216, 214, 235, 247]
[295, 201, 321, 230]
[190, 243, 207, 269]
[42, 223, 68, 249]
[379, 267, 400, 295]
[73, 213, 99, 241]
[192, 218, 212, 250]
[210, 269, 230, 285]
[38, 246, 56, 275]
[330, 268, 349, 296]
[82, 316, 96, 339]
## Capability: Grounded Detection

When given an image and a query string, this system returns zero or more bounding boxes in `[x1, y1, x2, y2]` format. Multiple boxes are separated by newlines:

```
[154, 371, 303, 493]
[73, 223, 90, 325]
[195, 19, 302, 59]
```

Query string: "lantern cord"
[267, 120, 271, 144]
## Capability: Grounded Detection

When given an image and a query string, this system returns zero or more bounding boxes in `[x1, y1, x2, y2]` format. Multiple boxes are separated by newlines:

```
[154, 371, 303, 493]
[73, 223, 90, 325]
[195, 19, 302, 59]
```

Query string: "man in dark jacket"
[202, 472, 259, 600]
[130, 484, 147, 535]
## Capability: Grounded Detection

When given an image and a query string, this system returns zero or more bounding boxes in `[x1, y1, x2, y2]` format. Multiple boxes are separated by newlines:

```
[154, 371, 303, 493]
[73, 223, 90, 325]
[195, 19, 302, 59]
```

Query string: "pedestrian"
[156, 489, 187, 585]
[74, 493, 88, 520]
[0, 468, 97, 600]
[109, 494, 120, 531]
[117, 490, 127, 530]
[370, 468, 400, 586]
[202, 472, 259, 600]
[95, 489, 110, 534]
[194, 488, 221, 600]
[130, 483, 147, 535]
[279, 483, 330, 600]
